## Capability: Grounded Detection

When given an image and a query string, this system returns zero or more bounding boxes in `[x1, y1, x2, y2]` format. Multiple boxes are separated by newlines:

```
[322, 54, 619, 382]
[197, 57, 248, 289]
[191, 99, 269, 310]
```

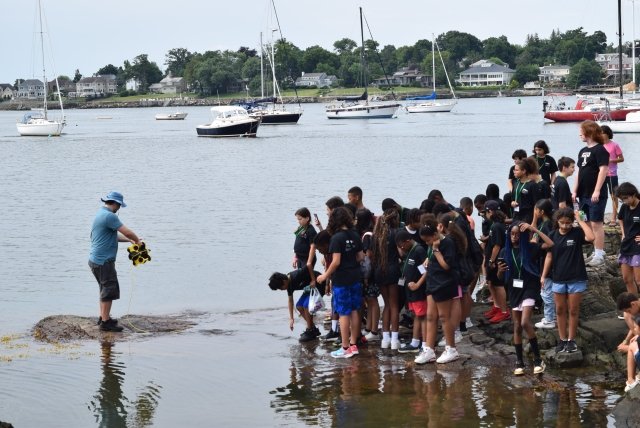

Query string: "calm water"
[0, 98, 638, 426]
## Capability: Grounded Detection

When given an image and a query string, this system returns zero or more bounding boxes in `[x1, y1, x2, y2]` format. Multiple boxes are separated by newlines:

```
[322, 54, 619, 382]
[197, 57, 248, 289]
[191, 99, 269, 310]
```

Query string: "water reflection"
[89, 341, 162, 428]
[269, 342, 619, 427]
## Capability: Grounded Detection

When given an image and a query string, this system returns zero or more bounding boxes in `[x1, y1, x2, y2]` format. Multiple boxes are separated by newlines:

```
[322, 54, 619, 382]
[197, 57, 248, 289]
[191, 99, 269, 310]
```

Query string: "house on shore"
[71, 75, 118, 98]
[538, 65, 570, 84]
[595, 52, 638, 81]
[295, 72, 337, 88]
[148, 73, 187, 94]
[16, 79, 44, 99]
[371, 67, 431, 87]
[0, 84, 15, 100]
[457, 60, 515, 86]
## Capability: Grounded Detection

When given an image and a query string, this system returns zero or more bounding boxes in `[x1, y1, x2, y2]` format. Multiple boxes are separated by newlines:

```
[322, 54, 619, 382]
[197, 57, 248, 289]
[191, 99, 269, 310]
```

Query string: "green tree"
[566, 58, 603, 88]
[165, 48, 194, 77]
[483, 36, 517, 67]
[514, 64, 540, 86]
[96, 64, 120, 76]
[437, 31, 483, 63]
[123, 54, 163, 91]
[73, 69, 82, 83]
[333, 38, 358, 55]
[301, 45, 339, 73]
[420, 50, 457, 87]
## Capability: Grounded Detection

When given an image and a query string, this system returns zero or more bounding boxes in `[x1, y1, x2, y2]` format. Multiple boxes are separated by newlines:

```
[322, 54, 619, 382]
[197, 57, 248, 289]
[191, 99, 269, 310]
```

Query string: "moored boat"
[196, 106, 260, 137]
[598, 111, 640, 133]
[155, 112, 188, 120]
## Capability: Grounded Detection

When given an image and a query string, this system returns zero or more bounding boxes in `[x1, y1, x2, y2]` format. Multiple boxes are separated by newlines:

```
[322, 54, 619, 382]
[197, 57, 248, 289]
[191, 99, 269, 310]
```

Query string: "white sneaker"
[438, 330, 463, 347]
[415, 347, 436, 364]
[625, 379, 639, 393]
[364, 331, 380, 341]
[436, 346, 460, 364]
[535, 318, 556, 329]
[391, 339, 401, 350]
[381, 337, 391, 349]
[465, 317, 474, 329]
[587, 255, 605, 267]
[584, 252, 595, 263]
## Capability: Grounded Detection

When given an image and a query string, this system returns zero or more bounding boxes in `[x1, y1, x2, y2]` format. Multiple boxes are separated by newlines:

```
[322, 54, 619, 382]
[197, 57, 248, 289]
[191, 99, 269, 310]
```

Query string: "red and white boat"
[543, 94, 640, 122]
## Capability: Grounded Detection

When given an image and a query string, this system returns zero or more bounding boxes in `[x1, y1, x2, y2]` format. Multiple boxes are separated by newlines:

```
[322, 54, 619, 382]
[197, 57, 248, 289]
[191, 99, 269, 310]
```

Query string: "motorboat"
[325, 8, 400, 119]
[406, 35, 457, 114]
[196, 106, 260, 137]
[249, 106, 302, 124]
[17, 0, 65, 136]
[155, 112, 188, 120]
[543, 92, 640, 122]
[598, 111, 640, 133]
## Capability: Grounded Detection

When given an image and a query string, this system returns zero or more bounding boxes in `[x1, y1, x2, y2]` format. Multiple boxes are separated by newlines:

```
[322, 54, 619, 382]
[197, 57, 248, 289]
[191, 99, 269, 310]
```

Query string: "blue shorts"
[552, 281, 587, 294]
[635, 350, 640, 368]
[296, 292, 310, 310]
[579, 197, 607, 223]
[332, 283, 363, 316]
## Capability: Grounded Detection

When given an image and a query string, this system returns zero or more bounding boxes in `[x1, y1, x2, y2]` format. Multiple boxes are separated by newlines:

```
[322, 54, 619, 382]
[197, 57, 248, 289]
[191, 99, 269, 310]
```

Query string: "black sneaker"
[565, 340, 578, 353]
[555, 340, 568, 353]
[299, 329, 317, 343]
[398, 343, 421, 354]
[323, 329, 340, 342]
[97, 317, 117, 326]
[312, 326, 321, 337]
[100, 318, 124, 332]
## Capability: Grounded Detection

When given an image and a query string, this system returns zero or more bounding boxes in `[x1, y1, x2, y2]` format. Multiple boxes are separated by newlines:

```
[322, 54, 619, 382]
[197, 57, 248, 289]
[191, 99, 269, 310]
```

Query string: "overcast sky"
[2, 0, 638, 83]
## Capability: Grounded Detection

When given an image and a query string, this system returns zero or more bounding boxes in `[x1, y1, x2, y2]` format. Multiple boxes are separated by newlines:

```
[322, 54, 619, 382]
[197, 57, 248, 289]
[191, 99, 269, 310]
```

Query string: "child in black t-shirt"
[268, 269, 326, 342]
[293, 207, 317, 270]
[541, 207, 595, 354]
[615, 182, 640, 296]
[551, 157, 575, 211]
[356, 208, 380, 342]
[511, 158, 539, 223]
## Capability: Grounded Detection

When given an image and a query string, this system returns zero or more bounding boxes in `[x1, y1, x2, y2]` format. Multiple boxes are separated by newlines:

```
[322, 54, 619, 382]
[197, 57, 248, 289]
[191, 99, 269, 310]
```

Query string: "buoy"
[518, 99, 521, 104]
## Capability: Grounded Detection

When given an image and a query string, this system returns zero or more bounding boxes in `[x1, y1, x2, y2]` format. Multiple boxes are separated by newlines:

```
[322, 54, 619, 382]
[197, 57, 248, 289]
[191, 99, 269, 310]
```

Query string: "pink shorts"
[513, 298, 536, 312]
[408, 300, 427, 317]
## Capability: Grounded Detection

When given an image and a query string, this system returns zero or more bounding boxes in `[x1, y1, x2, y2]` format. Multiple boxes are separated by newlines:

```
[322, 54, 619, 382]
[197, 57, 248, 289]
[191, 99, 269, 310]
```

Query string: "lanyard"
[402, 243, 418, 276]
[536, 155, 546, 168]
[511, 248, 522, 279]
[514, 180, 526, 203]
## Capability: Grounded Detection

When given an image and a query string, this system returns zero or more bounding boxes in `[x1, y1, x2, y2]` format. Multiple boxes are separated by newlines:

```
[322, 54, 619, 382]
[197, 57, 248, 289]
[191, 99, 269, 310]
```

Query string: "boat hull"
[196, 119, 260, 137]
[406, 101, 456, 113]
[326, 102, 401, 119]
[544, 108, 640, 122]
[155, 112, 188, 120]
[249, 111, 302, 124]
[17, 120, 64, 136]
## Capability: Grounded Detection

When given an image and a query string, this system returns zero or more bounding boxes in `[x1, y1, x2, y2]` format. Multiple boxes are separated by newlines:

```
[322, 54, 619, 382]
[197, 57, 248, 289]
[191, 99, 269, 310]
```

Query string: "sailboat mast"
[619, 0, 623, 99]
[260, 32, 264, 98]
[271, 29, 277, 101]
[38, 0, 48, 118]
[359, 7, 368, 98]
[432, 34, 436, 93]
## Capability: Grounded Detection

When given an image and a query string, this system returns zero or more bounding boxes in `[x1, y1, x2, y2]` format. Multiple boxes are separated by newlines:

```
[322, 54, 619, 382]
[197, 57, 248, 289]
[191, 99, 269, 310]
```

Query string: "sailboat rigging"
[17, 0, 65, 136]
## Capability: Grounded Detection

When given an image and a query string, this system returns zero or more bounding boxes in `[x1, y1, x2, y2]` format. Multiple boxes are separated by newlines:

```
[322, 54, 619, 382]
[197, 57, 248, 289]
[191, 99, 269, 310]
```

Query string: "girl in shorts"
[317, 207, 364, 359]
[415, 217, 465, 365]
[293, 207, 317, 270]
[356, 208, 380, 341]
[498, 222, 553, 375]
[484, 200, 510, 324]
[615, 182, 640, 295]
[541, 207, 594, 353]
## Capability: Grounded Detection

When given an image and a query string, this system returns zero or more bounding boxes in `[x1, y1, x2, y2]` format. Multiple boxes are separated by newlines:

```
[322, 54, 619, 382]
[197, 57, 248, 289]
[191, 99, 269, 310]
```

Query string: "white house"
[457, 60, 515, 87]
[538, 65, 570, 83]
[74, 75, 118, 97]
[126, 78, 142, 92]
[0, 84, 15, 100]
[595, 52, 637, 79]
[16, 79, 44, 99]
[371, 67, 431, 87]
[148, 73, 187, 94]
[295, 72, 337, 88]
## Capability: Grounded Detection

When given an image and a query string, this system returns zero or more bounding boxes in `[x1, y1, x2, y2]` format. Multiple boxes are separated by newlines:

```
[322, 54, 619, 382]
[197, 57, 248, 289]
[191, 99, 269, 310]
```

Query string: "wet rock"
[33, 314, 196, 343]
[0, 422, 14, 428]
[468, 332, 494, 346]
[612, 383, 640, 427]
[544, 348, 584, 368]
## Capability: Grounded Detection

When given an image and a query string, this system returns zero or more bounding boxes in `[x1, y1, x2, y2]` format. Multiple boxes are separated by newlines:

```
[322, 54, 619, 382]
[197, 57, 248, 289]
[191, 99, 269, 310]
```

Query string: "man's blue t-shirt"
[89, 207, 123, 265]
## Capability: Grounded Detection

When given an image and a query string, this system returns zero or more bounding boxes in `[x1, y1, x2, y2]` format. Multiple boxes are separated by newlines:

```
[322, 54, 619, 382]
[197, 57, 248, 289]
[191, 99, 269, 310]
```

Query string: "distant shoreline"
[0, 90, 543, 111]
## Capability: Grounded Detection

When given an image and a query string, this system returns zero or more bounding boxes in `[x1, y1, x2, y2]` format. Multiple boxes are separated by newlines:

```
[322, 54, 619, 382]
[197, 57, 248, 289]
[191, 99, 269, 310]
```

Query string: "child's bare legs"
[338, 315, 351, 346]
[366, 296, 380, 333]
[436, 299, 454, 347]
[567, 292, 583, 340]
[425, 296, 438, 348]
[349, 310, 360, 345]
[554, 292, 568, 340]
[521, 306, 536, 339]
[494, 285, 507, 312]
[380, 283, 399, 333]
[412, 314, 423, 342]
[298, 306, 313, 329]
[627, 338, 639, 383]
[451, 296, 462, 330]
[621, 264, 640, 294]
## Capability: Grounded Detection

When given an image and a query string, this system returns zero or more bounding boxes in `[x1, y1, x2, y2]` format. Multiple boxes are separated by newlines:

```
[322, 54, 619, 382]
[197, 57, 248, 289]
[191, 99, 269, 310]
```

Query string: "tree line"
[20, 28, 635, 96]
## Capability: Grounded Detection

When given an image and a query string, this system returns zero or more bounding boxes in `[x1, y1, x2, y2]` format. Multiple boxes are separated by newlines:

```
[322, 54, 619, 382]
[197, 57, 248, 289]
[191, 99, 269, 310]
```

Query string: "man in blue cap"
[89, 191, 141, 332]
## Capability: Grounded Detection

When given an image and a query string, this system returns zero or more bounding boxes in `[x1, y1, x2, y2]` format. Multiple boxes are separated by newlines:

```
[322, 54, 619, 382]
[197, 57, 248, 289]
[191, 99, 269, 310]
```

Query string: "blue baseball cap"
[101, 191, 127, 207]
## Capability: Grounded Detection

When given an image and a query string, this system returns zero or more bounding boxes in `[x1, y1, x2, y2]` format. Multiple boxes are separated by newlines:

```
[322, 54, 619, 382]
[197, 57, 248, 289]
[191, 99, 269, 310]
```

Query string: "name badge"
[514, 206, 520, 212]
[513, 279, 524, 289]
[418, 265, 426, 275]
[398, 278, 405, 287]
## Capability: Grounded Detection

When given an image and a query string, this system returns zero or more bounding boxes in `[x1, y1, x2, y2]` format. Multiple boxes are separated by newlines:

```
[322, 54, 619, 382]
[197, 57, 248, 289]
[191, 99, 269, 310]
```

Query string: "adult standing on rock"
[89, 191, 141, 332]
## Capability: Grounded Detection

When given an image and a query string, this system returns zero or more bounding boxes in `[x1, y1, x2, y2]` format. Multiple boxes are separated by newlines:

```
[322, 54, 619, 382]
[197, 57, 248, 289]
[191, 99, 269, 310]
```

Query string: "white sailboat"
[325, 8, 400, 119]
[17, 0, 65, 137]
[406, 34, 457, 113]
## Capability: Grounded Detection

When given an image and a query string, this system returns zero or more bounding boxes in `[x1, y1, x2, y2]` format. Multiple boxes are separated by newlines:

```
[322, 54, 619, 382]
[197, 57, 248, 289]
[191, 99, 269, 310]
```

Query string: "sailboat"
[325, 8, 401, 119]
[248, 30, 303, 125]
[406, 35, 457, 113]
[16, 0, 65, 136]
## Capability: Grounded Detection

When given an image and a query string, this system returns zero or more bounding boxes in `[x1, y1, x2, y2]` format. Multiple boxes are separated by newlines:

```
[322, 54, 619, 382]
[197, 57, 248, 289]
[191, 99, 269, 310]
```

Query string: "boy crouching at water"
[269, 268, 326, 342]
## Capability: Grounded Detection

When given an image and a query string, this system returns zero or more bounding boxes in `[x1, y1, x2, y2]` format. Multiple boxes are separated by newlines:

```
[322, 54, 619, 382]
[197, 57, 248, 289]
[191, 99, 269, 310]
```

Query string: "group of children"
[269, 120, 640, 388]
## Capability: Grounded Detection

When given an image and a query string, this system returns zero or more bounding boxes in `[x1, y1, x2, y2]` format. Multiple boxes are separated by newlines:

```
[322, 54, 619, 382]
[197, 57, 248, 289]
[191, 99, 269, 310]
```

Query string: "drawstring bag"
[308, 288, 325, 314]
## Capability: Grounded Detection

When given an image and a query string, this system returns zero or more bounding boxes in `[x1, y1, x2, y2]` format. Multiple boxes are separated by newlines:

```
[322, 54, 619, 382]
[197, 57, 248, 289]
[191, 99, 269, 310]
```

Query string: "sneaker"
[565, 340, 578, 353]
[584, 252, 595, 263]
[331, 346, 355, 359]
[535, 318, 556, 329]
[100, 318, 124, 332]
[555, 340, 568, 353]
[391, 339, 401, 350]
[312, 326, 321, 337]
[415, 347, 437, 364]
[587, 255, 605, 267]
[484, 306, 500, 319]
[436, 346, 460, 364]
[323, 330, 340, 342]
[489, 311, 511, 324]
[299, 329, 317, 343]
[624, 379, 639, 393]
[399, 314, 414, 330]
[348, 344, 359, 355]
[381, 337, 391, 349]
[534, 360, 546, 374]
[465, 317, 474, 329]
[364, 331, 380, 342]
[398, 342, 421, 353]
[618, 314, 626, 320]
[513, 361, 525, 376]
[438, 330, 464, 347]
